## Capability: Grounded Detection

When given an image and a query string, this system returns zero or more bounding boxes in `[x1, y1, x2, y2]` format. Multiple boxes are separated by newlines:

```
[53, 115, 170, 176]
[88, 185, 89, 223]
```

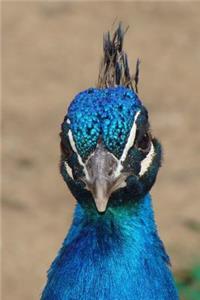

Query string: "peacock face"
[60, 87, 162, 213]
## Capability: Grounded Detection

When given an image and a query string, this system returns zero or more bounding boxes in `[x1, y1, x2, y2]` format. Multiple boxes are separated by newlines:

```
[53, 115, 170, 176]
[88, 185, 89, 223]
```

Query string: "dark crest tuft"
[97, 23, 140, 93]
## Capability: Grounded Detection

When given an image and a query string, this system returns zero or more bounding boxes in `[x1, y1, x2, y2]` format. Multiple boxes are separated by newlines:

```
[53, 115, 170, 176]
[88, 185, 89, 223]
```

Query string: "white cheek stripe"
[139, 142, 155, 177]
[68, 129, 90, 180]
[114, 110, 140, 178]
[64, 161, 73, 179]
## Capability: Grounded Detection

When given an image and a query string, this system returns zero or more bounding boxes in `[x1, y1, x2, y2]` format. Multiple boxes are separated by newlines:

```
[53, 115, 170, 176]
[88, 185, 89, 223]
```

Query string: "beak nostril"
[108, 168, 113, 177]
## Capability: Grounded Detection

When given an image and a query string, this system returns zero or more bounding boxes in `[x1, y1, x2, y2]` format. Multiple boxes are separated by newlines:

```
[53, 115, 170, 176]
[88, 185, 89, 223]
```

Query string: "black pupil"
[138, 133, 150, 151]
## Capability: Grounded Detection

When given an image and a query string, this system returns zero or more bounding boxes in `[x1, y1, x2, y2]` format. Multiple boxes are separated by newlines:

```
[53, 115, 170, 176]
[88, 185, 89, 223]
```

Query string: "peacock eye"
[136, 131, 151, 153]
[60, 140, 73, 160]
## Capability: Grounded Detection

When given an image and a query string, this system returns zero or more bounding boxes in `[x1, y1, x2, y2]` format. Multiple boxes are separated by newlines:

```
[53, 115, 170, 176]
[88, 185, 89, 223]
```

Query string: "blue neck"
[41, 194, 179, 300]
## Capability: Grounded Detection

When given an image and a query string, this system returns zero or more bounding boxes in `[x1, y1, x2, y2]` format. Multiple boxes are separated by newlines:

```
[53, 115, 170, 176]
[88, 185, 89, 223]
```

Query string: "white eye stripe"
[68, 129, 90, 181]
[139, 142, 155, 177]
[120, 110, 140, 163]
[64, 161, 73, 179]
[68, 130, 77, 153]
[114, 110, 140, 178]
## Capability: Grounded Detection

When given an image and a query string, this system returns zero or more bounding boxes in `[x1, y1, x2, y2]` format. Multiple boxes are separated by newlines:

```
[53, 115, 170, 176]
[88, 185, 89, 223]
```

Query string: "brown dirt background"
[2, 2, 200, 300]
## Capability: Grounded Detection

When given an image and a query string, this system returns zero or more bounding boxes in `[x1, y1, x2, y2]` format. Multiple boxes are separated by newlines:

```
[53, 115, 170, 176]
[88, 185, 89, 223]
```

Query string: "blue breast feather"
[41, 194, 178, 300]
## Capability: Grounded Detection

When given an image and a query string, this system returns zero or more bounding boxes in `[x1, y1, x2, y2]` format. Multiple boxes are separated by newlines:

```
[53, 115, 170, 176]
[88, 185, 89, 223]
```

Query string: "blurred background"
[2, 2, 200, 300]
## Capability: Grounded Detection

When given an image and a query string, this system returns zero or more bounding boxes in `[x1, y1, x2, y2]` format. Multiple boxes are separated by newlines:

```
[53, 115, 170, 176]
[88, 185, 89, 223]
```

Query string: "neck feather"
[67, 194, 159, 249]
[41, 194, 178, 300]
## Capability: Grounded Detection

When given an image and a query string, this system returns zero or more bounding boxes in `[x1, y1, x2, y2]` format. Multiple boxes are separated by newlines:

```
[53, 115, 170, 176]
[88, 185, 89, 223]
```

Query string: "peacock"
[41, 24, 179, 300]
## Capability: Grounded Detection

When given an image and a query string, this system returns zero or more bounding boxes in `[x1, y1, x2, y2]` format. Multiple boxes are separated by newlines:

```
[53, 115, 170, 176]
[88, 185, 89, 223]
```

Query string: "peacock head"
[60, 25, 162, 213]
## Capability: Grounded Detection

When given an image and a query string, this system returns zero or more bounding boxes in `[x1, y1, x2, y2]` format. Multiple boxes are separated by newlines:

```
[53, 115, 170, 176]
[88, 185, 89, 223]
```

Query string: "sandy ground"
[2, 2, 200, 300]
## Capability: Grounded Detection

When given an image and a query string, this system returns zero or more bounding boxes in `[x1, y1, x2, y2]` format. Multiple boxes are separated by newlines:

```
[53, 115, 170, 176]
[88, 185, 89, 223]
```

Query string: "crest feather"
[97, 23, 140, 93]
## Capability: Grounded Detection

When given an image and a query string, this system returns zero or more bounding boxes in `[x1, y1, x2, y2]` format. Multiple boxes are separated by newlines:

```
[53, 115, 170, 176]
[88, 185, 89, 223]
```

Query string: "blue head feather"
[68, 87, 141, 159]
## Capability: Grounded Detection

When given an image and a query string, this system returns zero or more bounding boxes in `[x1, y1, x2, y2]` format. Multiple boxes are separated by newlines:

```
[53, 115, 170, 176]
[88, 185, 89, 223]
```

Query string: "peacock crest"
[97, 23, 140, 93]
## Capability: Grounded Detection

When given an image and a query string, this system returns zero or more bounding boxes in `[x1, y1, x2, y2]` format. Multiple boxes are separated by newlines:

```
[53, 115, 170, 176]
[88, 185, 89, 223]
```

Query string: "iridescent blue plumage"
[68, 87, 141, 159]
[41, 24, 179, 300]
[41, 195, 178, 300]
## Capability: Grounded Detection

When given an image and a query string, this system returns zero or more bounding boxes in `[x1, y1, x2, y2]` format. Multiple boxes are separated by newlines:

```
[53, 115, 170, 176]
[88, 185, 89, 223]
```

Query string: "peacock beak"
[91, 177, 110, 212]
[85, 143, 119, 212]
